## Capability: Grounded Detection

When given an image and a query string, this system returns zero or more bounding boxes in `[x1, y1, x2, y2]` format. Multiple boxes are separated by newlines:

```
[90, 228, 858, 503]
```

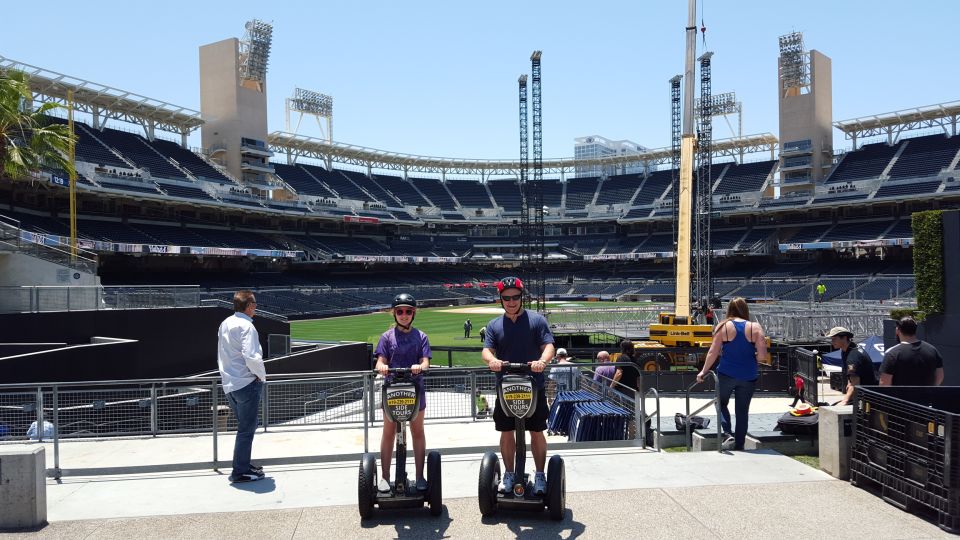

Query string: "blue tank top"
[717, 320, 758, 381]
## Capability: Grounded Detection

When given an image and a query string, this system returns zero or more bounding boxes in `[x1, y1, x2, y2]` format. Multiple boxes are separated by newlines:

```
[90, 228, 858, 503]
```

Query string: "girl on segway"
[374, 293, 432, 494]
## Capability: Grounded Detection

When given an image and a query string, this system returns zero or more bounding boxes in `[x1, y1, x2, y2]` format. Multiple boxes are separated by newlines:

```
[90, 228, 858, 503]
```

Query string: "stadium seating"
[413, 178, 458, 210]
[819, 220, 891, 242]
[533, 179, 564, 208]
[146, 138, 231, 182]
[887, 134, 960, 180]
[825, 142, 899, 183]
[299, 164, 373, 201]
[873, 180, 942, 199]
[632, 170, 673, 205]
[372, 174, 431, 207]
[156, 180, 217, 201]
[43, 117, 128, 169]
[95, 128, 187, 180]
[446, 180, 494, 208]
[594, 174, 643, 205]
[487, 179, 523, 212]
[340, 169, 398, 205]
[786, 224, 832, 243]
[272, 163, 337, 198]
[713, 160, 775, 195]
[564, 177, 600, 209]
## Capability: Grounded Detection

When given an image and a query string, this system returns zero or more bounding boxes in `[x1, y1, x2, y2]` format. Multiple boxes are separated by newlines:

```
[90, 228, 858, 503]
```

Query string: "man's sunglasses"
[395, 308, 415, 315]
[500, 294, 522, 302]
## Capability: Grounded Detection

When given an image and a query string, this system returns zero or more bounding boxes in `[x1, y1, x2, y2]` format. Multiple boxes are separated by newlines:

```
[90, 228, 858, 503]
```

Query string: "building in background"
[574, 136, 648, 178]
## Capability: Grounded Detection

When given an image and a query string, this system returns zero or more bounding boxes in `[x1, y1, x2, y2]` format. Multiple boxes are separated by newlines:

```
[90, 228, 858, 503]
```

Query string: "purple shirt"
[593, 365, 616, 382]
[375, 327, 432, 368]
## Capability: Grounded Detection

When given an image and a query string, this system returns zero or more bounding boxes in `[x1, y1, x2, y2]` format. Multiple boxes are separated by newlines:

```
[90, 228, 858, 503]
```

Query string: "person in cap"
[548, 347, 577, 393]
[374, 293, 432, 493]
[482, 276, 555, 496]
[879, 317, 944, 386]
[828, 326, 877, 406]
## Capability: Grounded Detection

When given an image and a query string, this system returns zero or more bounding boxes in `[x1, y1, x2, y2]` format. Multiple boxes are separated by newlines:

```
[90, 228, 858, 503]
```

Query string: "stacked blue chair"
[546, 391, 596, 435]
[567, 401, 631, 442]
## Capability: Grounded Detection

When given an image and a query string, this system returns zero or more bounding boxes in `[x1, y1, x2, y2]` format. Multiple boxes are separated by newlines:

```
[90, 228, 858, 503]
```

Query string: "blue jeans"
[226, 379, 263, 477]
[717, 373, 756, 450]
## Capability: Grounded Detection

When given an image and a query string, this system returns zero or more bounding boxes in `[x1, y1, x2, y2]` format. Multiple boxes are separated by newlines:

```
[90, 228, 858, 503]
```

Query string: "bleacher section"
[372, 174, 431, 207]
[413, 178, 458, 210]
[632, 170, 673, 205]
[819, 220, 891, 242]
[564, 177, 600, 209]
[157, 181, 217, 201]
[873, 180, 942, 199]
[272, 163, 337, 198]
[487, 179, 523, 212]
[44, 117, 128, 169]
[146, 138, 231, 182]
[887, 134, 960, 180]
[95, 128, 187, 179]
[301, 164, 372, 201]
[595, 174, 643, 205]
[534, 179, 564, 208]
[826, 142, 898, 183]
[446, 180, 494, 208]
[714, 160, 775, 194]
[340, 169, 397, 205]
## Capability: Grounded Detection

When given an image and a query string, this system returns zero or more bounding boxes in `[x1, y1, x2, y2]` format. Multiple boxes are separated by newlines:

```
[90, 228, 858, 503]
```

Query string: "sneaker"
[249, 464, 263, 474]
[229, 472, 264, 483]
[378, 477, 391, 493]
[416, 478, 428, 492]
[498, 471, 515, 493]
[533, 472, 547, 496]
[721, 436, 736, 451]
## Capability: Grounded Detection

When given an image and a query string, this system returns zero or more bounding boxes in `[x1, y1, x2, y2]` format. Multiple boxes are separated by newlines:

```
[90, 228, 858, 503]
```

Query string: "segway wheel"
[547, 455, 565, 521]
[358, 453, 377, 519]
[478, 451, 500, 517]
[427, 450, 442, 516]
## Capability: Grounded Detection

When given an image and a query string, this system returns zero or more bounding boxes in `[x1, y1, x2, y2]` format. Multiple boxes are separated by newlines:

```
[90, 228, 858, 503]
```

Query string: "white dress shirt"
[217, 312, 266, 394]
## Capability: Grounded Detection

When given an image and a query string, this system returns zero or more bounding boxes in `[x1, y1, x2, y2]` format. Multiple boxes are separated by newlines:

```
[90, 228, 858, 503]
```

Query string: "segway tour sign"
[500, 377, 535, 418]
[385, 385, 418, 422]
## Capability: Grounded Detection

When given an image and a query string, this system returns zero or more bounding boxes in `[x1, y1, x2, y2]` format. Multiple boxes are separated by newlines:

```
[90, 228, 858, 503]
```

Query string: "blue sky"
[3, 1, 956, 159]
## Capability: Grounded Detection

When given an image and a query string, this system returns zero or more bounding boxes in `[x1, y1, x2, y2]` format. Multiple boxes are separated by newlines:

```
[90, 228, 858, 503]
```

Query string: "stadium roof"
[834, 100, 960, 143]
[268, 132, 778, 175]
[0, 55, 203, 136]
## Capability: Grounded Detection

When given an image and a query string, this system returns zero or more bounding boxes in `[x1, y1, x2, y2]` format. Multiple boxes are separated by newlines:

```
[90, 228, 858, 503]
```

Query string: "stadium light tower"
[239, 19, 273, 91]
[286, 87, 334, 143]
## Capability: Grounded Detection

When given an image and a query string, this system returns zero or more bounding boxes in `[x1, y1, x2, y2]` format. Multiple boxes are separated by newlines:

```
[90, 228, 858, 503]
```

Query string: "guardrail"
[0, 363, 656, 478]
[0, 285, 202, 313]
[685, 371, 723, 452]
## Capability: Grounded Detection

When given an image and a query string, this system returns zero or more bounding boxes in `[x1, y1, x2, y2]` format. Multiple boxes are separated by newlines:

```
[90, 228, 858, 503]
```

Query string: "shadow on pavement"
[482, 509, 586, 539]
[229, 476, 277, 494]
[360, 505, 454, 539]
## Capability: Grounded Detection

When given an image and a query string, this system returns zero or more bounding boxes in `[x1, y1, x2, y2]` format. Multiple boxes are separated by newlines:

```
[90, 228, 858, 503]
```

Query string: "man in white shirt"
[217, 290, 267, 483]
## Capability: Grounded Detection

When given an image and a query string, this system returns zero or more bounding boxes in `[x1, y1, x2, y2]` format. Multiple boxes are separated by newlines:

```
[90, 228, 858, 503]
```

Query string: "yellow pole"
[67, 90, 77, 261]
[674, 135, 695, 318]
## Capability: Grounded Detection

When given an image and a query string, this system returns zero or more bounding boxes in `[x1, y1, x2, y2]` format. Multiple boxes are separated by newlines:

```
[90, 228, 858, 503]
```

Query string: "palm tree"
[0, 69, 75, 180]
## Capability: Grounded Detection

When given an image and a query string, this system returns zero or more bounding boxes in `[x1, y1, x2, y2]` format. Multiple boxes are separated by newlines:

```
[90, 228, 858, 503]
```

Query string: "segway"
[359, 368, 442, 518]
[478, 362, 566, 521]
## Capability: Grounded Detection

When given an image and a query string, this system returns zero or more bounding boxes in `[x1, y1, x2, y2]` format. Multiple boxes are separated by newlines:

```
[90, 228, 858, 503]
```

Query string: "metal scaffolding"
[529, 51, 546, 312]
[670, 75, 682, 291]
[518, 74, 531, 310]
[693, 52, 714, 312]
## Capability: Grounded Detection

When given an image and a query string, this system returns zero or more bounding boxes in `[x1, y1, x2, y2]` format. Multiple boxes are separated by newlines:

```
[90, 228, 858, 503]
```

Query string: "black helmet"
[392, 293, 417, 309]
[496, 276, 525, 294]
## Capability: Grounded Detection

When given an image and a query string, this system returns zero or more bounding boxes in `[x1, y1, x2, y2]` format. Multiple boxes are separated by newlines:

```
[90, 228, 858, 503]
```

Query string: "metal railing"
[0, 363, 654, 478]
[0, 285, 202, 313]
[685, 371, 723, 452]
[0, 216, 98, 274]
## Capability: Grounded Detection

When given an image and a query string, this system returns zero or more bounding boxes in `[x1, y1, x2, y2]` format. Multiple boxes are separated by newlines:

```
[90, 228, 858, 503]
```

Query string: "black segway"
[359, 368, 442, 518]
[478, 362, 566, 521]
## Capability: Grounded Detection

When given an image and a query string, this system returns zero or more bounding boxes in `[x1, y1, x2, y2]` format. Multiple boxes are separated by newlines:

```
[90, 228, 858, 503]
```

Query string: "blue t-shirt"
[484, 310, 555, 388]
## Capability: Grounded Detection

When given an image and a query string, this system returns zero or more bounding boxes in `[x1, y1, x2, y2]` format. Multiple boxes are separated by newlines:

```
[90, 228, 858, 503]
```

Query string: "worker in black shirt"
[880, 317, 945, 386]
[612, 339, 640, 395]
[827, 327, 877, 406]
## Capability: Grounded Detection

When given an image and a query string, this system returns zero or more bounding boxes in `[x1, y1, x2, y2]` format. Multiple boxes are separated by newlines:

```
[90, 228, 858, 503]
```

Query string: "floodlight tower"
[285, 88, 333, 142]
[670, 75, 682, 282]
[530, 50, 546, 313]
[200, 19, 277, 190]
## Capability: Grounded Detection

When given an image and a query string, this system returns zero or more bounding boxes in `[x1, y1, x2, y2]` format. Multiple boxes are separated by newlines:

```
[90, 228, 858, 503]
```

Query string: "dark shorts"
[493, 390, 549, 432]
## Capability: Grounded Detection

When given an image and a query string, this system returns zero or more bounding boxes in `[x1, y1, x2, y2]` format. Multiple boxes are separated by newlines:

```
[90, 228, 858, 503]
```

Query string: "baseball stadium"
[1, 1, 959, 537]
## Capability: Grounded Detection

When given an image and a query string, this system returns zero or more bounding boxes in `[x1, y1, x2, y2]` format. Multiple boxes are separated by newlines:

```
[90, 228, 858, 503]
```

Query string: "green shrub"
[889, 308, 924, 322]
[912, 210, 945, 315]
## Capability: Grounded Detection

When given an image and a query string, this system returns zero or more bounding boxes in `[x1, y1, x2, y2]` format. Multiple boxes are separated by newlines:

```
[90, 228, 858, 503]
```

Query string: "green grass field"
[290, 301, 636, 366]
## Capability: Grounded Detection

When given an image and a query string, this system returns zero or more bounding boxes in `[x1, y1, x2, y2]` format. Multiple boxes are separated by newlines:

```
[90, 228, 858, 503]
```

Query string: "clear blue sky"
[3, 0, 956, 159]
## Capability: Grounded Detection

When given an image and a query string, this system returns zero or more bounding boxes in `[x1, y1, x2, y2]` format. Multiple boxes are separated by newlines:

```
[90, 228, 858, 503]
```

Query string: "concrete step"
[692, 431, 723, 452]
[744, 430, 818, 456]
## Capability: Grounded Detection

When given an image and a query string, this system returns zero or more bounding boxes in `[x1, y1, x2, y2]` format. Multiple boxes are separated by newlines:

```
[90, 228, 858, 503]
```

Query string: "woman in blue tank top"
[697, 297, 769, 450]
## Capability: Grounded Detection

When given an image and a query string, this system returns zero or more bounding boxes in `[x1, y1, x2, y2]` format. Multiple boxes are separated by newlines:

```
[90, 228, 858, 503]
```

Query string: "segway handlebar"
[497, 361, 537, 374]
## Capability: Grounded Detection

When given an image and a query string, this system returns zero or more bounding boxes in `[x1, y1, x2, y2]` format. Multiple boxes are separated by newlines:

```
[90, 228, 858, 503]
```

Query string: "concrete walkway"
[7, 451, 951, 539]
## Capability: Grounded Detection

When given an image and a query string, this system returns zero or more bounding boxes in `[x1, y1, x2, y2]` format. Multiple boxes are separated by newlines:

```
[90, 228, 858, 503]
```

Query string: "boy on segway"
[482, 277, 555, 496]
[374, 293, 432, 493]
